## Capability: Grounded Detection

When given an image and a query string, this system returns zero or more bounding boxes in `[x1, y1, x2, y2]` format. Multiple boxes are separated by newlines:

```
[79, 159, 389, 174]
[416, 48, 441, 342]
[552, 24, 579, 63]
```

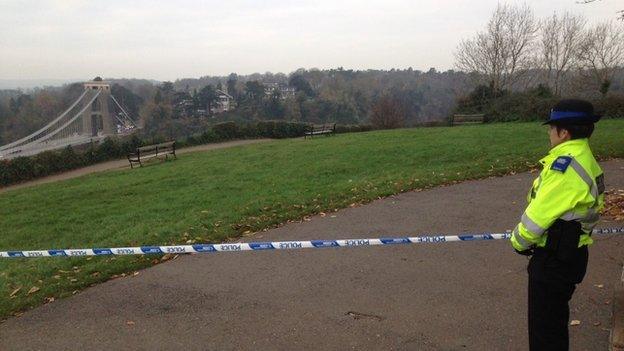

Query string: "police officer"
[510, 99, 604, 351]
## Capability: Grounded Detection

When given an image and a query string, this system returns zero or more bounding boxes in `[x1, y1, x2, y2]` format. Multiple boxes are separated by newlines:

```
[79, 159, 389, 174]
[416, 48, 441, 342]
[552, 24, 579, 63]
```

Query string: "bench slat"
[304, 123, 336, 138]
[452, 114, 485, 126]
[137, 141, 175, 152]
[128, 141, 176, 168]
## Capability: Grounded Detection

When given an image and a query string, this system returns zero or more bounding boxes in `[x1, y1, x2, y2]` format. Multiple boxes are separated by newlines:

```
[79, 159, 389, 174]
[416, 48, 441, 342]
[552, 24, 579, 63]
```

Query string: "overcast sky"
[0, 0, 621, 81]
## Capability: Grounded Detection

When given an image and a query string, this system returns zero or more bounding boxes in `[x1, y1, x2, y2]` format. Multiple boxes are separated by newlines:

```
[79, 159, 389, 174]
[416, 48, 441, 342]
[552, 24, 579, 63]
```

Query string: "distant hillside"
[0, 79, 82, 90]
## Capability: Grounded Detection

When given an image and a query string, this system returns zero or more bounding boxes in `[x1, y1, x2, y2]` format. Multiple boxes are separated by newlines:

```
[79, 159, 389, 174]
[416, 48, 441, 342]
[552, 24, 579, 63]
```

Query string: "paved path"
[1, 159, 623, 351]
[0, 139, 270, 193]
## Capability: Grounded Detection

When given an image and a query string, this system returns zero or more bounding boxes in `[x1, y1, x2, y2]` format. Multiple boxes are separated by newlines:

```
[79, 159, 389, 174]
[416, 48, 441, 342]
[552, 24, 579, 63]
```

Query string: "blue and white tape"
[2, 227, 623, 259]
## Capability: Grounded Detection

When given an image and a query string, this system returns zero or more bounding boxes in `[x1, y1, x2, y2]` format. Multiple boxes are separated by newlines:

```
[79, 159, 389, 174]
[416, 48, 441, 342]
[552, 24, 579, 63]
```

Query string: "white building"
[263, 83, 296, 99]
[211, 89, 234, 114]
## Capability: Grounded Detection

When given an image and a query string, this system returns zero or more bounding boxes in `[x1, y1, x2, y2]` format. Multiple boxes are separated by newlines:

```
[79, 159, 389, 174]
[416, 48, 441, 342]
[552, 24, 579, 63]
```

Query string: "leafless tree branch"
[454, 3, 538, 93]
[577, 21, 624, 94]
[540, 12, 586, 95]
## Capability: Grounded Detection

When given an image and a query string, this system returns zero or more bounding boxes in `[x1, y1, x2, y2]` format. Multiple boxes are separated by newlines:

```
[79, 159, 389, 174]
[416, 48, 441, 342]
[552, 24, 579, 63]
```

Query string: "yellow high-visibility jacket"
[511, 138, 604, 251]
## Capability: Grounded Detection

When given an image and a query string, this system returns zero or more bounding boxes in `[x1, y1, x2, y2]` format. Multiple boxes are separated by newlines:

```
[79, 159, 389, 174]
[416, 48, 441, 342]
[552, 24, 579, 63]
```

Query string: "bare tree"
[455, 3, 539, 94]
[370, 95, 405, 129]
[578, 21, 624, 95]
[540, 12, 586, 95]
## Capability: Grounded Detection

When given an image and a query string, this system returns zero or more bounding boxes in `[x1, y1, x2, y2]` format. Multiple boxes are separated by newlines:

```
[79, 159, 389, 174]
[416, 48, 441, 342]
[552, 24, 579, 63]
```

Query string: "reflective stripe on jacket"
[510, 138, 604, 251]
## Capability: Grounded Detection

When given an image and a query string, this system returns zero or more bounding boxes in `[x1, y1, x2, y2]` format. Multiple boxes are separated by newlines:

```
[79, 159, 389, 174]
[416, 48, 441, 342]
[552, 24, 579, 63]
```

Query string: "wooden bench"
[127, 141, 176, 168]
[304, 123, 336, 139]
[451, 114, 485, 126]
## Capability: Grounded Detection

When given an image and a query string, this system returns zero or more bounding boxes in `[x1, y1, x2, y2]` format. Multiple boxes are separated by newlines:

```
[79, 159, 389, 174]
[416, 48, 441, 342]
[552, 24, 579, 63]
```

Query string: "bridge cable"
[0, 90, 88, 152]
[110, 95, 138, 128]
[30, 90, 102, 145]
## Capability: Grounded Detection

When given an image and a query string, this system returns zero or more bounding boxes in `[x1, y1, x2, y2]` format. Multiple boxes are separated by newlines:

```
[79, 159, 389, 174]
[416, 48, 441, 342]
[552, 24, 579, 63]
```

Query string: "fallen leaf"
[27, 287, 40, 295]
[593, 321, 601, 326]
[133, 272, 139, 276]
[70, 278, 78, 283]
[594, 284, 604, 289]
[53, 275, 61, 279]
[126, 320, 135, 326]
[9, 287, 21, 297]
[602, 190, 624, 220]
[570, 320, 581, 326]
[44, 297, 55, 303]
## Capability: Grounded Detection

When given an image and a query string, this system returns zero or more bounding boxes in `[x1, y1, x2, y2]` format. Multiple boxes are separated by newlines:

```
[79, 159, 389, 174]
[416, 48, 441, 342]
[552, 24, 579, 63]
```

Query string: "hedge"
[454, 88, 624, 123]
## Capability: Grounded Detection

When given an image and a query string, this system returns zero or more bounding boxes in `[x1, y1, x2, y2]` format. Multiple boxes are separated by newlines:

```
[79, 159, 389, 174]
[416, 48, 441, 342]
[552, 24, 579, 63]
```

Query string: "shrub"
[212, 122, 240, 140]
[335, 124, 373, 134]
[199, 129, 219, 144]
[254, 121, 309, 138]
[96, 138, 122, 161]
[0, 159, 11, 186]
[120, 135, 143, 155]
[7, 157, 36, 183]
[454, 85, 624, 123]
[33, 151, 64, 176]
[184, 136, 199, 146]
[59, 146, 85, 170]
[595, 94, 624, 119]
[370, 95, 406, 129]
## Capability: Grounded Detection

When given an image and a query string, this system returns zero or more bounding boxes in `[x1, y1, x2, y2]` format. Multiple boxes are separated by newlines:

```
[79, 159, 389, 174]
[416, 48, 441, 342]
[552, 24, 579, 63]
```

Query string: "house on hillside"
[211, 89, 234, 114]
[279, 85, 296, 99]
[263, 83, 296, 99]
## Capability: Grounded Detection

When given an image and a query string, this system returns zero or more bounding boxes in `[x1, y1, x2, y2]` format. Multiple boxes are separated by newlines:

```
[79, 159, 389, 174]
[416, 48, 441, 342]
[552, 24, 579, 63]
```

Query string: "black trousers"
[527, 246, 588, 351]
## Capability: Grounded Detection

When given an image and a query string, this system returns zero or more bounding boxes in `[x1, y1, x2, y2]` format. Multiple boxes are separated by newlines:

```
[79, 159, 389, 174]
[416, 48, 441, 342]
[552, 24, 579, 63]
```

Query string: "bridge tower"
[82, 79, 114, 137]
[0, 77, 138, 159]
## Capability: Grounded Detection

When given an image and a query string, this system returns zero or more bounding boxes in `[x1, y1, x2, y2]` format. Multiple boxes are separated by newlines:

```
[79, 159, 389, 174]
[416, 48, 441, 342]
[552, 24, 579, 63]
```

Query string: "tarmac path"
[0, 139, 270, 193]
[1, 159, 623, 350]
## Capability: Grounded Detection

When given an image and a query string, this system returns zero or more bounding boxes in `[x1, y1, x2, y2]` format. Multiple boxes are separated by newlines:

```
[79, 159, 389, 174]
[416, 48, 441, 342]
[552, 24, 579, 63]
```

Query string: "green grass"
[1, 120, 623, 319]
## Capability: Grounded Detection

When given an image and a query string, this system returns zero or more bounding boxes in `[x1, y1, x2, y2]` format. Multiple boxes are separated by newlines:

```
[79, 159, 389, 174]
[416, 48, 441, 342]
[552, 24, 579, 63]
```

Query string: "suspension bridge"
[0, 78, 139, 159]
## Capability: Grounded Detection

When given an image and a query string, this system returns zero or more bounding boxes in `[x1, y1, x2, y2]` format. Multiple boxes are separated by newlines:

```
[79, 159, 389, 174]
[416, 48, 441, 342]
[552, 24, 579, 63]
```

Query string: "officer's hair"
[553, 123, 595, 139]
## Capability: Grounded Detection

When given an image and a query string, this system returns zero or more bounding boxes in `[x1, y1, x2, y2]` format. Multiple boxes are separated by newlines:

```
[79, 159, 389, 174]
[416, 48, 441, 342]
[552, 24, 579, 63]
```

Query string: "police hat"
[543, 99, 601, 125]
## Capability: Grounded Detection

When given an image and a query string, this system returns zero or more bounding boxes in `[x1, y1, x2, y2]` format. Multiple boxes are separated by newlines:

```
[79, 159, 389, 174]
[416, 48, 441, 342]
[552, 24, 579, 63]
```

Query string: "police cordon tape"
[2, 227, 624, 259]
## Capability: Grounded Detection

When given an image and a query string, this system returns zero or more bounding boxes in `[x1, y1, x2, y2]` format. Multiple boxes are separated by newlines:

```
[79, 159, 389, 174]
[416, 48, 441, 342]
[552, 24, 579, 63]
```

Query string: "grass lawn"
[1, 120, 623, 319]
